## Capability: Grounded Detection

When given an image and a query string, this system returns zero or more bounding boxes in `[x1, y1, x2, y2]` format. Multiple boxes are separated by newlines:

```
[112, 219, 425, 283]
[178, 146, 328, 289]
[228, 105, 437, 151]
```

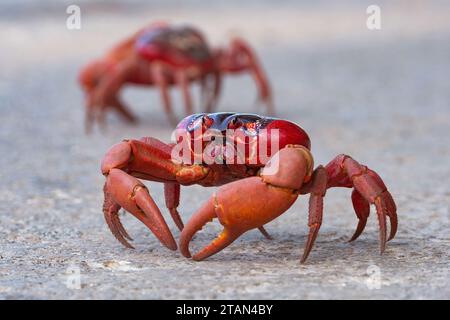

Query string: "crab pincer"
[180, 146, 312, 260]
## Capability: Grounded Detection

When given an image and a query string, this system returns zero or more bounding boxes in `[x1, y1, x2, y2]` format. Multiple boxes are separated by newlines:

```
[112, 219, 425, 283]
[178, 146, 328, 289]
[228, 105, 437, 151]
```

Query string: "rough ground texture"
[0, 1, 449, 299]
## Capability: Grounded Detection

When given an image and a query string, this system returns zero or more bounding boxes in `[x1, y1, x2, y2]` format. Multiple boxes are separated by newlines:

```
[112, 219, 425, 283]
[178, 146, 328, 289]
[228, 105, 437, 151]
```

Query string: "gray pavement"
[0, 1, 449, 299]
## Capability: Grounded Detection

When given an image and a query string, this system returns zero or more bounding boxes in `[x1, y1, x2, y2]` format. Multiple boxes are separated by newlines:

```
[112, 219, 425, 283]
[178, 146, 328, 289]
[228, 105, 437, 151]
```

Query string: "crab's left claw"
[179, 177, 299, 261]
[179, 197, 238, 260]
[180, 146, 311, 261]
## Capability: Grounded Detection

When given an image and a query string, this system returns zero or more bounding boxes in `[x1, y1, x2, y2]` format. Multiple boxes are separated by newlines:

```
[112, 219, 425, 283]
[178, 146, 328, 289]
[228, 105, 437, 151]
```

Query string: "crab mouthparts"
[204, 141, 238, 164]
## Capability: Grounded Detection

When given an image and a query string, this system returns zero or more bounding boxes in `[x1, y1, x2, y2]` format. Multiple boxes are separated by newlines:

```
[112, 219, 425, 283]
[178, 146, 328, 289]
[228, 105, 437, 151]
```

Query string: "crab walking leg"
[111, 97, 138, 124]
[90, 56, 138, 128]
[175, 70, 193, 116]
[95, 105, 108, 132]
[84, 87, 106, 133]
[258, 226, 273, 240]
[92, 96, 137, 132]
[180, 146, 312, 261]
[203, 71, 222, 113]
[103, 184, 134, 248]
[84, 94, 96, 134]
[200, 74, 211, 112]
[325, 155, 398, 252]
[349, 189, 371, 242]
[230, 38, 274, 115]
[200, 76, 208, 110]
[298, 166, 328, 263]
[151, 63, 177, 126]
[298, 156, 398, 262]
[164, 182, 184, 231]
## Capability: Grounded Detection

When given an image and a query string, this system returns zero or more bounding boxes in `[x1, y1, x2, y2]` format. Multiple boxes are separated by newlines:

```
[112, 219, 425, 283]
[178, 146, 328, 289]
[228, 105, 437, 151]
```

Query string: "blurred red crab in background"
[79, 22, 273, 131]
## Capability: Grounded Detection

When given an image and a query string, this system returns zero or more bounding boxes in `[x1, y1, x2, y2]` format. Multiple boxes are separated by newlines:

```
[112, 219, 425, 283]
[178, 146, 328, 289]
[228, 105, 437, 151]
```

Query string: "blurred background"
[0, 0, 449, 299]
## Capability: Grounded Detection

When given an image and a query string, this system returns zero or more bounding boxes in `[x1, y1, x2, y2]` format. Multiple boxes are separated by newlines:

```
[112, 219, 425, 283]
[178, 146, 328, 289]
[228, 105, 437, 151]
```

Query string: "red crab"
[101, 112, 397, 263]
[79, 23, 272, 131]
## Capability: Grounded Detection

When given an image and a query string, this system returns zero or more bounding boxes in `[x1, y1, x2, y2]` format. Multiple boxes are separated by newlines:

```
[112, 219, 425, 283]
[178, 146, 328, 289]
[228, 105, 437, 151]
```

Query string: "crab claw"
[104, 168, 177, 251]
[180, 146, 311, 261]
[179, 178, 299, 261]
[179, 198, 238, 260]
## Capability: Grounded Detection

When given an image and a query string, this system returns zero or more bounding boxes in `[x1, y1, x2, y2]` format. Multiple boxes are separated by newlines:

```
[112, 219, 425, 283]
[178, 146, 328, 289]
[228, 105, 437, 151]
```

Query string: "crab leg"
[200, 76, 208, 108]
[103, 184, 133, 248]
[258, 226, 273, 240]
[164, 182, 184, 231]
[229, 38, 274, 115]
[84, 94, 96, 134]
[326, 155, 398, 246]
[110, 97, 138, 124]
[300, 155, 398, 263]
[84, 88, 109, 133]
[349, 189, 371, 242]
[175, 69, 193, 116]
[298, 166, 328, 263]
[151, 63, 177, 126]
[89, 96, 137, 133]
[89, 56, 138, 129]
[202, 71, 222, 113]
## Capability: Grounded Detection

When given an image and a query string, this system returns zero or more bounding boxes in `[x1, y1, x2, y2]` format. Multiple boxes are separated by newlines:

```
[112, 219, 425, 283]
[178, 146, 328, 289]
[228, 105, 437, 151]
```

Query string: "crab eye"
[188, 117, 203, 131]
[187, 115, 213, 132]
[228, 117, 242, 129]
[243, 122, 258, 136]
[202, 115, 214, 127]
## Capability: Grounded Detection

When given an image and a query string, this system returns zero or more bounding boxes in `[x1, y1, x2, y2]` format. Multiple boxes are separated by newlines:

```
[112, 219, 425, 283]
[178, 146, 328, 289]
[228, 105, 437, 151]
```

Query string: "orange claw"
[179, 177, 299, 261]
[180, 146, 311, 261]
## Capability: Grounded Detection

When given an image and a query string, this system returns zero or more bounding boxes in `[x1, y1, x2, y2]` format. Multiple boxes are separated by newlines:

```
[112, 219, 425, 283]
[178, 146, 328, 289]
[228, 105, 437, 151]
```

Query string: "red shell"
[174, 112, 311, 166]
[136, 25, 214, 69]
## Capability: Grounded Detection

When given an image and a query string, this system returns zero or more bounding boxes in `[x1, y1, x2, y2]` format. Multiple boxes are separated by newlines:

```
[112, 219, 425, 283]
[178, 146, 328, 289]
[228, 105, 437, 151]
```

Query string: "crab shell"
[173, 112, 311, 166]
[136, 25, 214, 69]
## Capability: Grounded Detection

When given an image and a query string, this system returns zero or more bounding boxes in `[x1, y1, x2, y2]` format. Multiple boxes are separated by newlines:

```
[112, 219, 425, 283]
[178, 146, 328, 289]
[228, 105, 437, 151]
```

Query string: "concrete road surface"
[0, 1, 449, 299]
